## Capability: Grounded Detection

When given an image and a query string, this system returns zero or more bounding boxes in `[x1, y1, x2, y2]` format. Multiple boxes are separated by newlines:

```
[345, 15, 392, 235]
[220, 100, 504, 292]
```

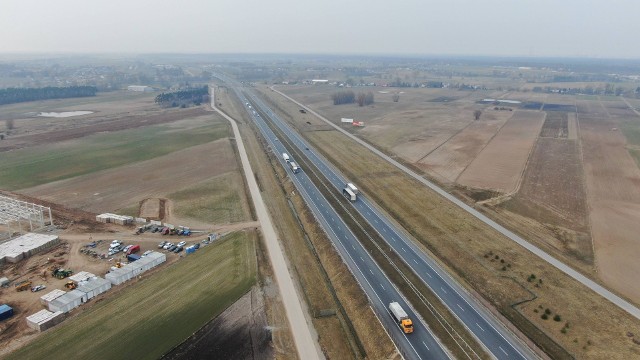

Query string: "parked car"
[168, 245, 177, 252]
[174, 246, 183, 253]
[31, 285, 46, 292]
[193, 243, 200, 250]
[123, 245, 133, 253]
[158, 241, 167, 249]
[177, 241, 187, 247]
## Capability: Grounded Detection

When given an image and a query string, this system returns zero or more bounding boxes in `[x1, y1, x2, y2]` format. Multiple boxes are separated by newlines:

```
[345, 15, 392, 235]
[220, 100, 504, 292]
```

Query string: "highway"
[242, 90, 536, 360]
[227, 85, 451, 360]
[272, 86, 640, 321]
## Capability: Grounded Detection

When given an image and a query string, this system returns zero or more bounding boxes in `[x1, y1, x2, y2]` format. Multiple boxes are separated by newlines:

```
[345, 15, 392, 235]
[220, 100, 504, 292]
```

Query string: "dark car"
[168, 245, 177, 252]
[174, 246, 183, 253]
[193, 243, 200, 250]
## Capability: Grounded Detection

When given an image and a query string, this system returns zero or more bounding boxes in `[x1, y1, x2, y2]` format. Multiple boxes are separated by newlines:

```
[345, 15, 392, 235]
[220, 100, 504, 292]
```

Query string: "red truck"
[127, 245, 140, 255]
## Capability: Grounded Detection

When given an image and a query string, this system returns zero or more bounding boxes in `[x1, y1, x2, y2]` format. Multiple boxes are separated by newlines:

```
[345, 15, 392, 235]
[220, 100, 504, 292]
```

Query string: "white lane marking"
[352, 245, 356, 250]
[476, 322, 485, 332]
[441, 287, 447, 294]
[422, 341, 430, 351]
[457, 304, 465, 311]
[360, 257, 364, 262]
[374, 219, 379, 223]
[499, 346, 508, 356]
[413, 259, 418, 264]
[370, 269, 374, 275]
[402, 247, 407, 253]
[380, 284, 385, 290]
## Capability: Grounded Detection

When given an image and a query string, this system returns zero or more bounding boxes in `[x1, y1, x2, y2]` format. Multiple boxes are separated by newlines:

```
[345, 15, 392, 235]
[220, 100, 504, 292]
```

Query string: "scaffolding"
[0, 196, 53, 239]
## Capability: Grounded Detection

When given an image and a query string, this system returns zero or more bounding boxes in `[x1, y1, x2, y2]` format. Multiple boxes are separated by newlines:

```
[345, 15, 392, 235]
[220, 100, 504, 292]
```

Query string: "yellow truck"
[389, 302, 414, 334]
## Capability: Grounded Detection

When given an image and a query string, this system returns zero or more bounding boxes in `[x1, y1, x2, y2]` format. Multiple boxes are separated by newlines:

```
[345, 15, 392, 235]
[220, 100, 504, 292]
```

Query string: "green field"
[0, 122, 229, 190]
[169, 172, 249, 224]
[6, 231, 257, 360]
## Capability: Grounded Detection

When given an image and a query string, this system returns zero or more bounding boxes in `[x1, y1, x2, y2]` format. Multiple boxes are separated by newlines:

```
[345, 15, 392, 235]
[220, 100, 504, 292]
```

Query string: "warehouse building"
[26, 309, 65, 332]
[127, 85, 154, 92]
[0, 233, 59, 264]
[48, 289, 87, 313]
[106, 251, 166, 285]
[40, 289, 66, 307]
[76, 277, 111, 300]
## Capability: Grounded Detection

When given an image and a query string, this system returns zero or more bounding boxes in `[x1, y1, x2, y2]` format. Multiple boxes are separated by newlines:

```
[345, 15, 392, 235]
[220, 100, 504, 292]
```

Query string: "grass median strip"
[6, 231, 257, 360]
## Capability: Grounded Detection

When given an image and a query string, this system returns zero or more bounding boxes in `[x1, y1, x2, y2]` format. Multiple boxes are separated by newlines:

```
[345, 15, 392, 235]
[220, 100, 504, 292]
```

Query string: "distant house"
[127, 85, 154, 92]
[311, 79, 329, 84]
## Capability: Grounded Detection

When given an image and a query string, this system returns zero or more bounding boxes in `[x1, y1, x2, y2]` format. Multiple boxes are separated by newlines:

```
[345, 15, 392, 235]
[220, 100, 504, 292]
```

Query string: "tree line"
[332, 90, 374, 106]
[0, 86, 97, 105]
[154, 86, 209, 108]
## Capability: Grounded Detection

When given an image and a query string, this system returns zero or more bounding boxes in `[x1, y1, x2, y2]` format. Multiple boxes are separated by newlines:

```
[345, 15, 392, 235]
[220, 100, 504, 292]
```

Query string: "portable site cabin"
[0, 304, 13, 321]
[106, 251, 166, 285]
[105, 267, 134, 286]
[0, 233, 60, 264]
[48, 289, 87, 313]
[26, 309, 65, 332]
[40, 289, 66, 306]
[68, 271, 96, 283]
[76, 277, 111, 300]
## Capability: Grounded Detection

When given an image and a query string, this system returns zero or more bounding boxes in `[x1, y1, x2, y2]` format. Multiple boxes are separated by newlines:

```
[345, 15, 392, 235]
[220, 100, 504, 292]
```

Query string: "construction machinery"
[15, 280, 32, 292]
[52, 268, 73, 279]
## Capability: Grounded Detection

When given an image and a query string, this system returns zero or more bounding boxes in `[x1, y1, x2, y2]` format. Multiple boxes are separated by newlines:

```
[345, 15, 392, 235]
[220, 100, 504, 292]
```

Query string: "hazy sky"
[2, 0, 639, 58]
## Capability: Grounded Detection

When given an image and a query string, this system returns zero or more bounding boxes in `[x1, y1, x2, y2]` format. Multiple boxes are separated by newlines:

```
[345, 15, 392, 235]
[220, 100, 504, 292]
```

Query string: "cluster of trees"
[332, 90, 375, 106]
[332, 90, 356, 105]
[531, 84, 625, 96]
[154, 86, 209, 108]
[356, 92, 374, 106]
[0, 86, 97, 105]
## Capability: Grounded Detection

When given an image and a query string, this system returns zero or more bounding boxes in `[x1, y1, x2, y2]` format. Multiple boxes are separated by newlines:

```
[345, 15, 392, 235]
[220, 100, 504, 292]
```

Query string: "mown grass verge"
[6, 231, 256, 360]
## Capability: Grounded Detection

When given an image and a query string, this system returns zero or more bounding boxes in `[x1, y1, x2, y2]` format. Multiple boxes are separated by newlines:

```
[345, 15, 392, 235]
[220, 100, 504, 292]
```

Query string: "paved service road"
[244, 90, 536, 360]
[272, 86, 640, 321]
[209, 87, 324, 360]
[224, 84, 452, 360]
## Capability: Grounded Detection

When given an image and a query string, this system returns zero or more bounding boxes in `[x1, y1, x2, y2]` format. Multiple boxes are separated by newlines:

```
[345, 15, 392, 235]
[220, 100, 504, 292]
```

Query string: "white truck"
[389, 302, 414, 334]
[282, 153, 290, 163]
[289, 161, 300, 174]
[342, 183, 358, 201]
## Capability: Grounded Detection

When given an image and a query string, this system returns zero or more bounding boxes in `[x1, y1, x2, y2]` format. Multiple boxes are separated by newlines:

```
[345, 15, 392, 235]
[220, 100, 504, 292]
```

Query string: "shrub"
[541, 313, 549, 320]
[554, 315, 562, 322]
[545, 308, 552, 315]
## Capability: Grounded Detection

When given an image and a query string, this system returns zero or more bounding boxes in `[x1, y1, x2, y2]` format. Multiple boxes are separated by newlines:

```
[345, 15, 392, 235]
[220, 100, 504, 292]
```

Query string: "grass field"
[169, 172, 250, 224]
[0, 121, 229, 190]
[5, 231, 257, 360]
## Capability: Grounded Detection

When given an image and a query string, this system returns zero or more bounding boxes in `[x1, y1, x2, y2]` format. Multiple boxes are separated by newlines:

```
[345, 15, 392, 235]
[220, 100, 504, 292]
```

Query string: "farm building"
[69, 271, 96, 283]
[40, 289, 66, 306]
[48, 289, 87, 313]
[106, 251, 166, 285]
[0, 233, 59, 264]
[0, 304, 13, 321]
[127, 85, 154, 92]
[26, 309, 65, 332]
[76, 277, 111, 300]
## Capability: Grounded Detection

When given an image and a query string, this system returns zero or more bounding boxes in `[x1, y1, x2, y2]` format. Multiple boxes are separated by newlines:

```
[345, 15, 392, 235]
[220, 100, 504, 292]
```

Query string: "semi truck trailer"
[343, 182, 358, 201]
[389, 302, 413, 333]
[289, 161, 300, 174]
[282, 153, 290, 162]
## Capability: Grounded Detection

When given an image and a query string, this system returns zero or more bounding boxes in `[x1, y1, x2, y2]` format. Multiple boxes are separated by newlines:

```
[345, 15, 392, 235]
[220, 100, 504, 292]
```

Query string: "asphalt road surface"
[209, 88, 324, 360]
[272, 86, 640, 322]
[227, 85, 451, 360]
[244, 90, 536, 360]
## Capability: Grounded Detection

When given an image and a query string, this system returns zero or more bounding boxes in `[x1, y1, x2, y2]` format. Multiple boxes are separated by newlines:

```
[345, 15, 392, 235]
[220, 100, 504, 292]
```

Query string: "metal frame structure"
[0, 196, 52, 237]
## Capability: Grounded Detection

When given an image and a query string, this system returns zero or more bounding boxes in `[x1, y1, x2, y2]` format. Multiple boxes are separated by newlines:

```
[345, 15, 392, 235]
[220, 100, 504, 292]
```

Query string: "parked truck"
[289, 161, 300, 174]
[389, 302, 413, 333]
[282, 153, 290, 163]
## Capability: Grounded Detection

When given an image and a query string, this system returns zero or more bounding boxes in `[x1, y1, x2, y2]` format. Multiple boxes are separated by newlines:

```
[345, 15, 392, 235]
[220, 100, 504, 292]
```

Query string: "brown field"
[266, 85, 640, 358]
[578, 99, 640, 302]
[420, 109, 514, 181]
[457, 110, 546, 193]
[20, 139, 237, 215]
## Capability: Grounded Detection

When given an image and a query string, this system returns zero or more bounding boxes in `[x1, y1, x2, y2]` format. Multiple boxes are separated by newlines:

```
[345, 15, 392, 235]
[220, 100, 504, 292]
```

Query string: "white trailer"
[389, 302, 413, 333]
[282, 153, 290, 162]
[346, 183, 359, 194]
[343, 187, 357, 201]
[289, 161, 300, 174]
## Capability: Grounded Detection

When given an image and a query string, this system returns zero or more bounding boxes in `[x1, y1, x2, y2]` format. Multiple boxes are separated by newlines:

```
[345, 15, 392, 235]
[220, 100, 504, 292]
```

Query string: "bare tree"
[392, 93, 400, 102]
[5, 119, 14, 130]
[473, 110, 482, 120]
